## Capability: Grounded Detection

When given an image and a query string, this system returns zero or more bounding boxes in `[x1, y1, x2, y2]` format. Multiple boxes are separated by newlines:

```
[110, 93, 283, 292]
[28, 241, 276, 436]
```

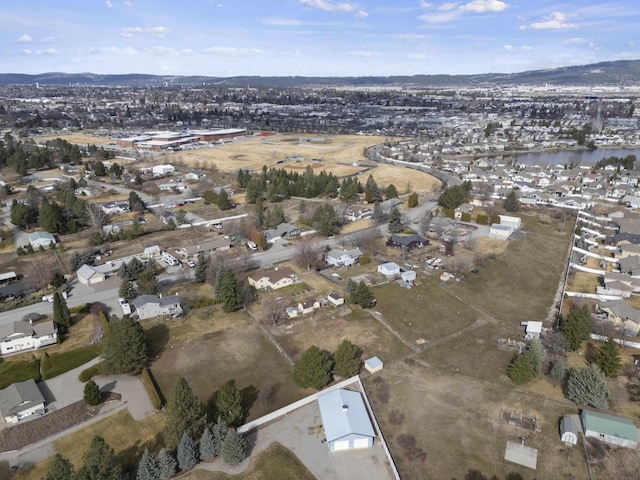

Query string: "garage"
[317, 388, 376, 453]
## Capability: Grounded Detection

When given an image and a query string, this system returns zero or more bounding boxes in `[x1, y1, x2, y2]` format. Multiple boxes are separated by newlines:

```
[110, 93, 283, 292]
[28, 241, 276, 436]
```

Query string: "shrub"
[79, 361, 106, 382]
[42, 345, 101, 380]
[460, 212, 472, 222]
[141, 368, 163, 410]
[359, 253, 371, 265]
[83, 380, 102, 405]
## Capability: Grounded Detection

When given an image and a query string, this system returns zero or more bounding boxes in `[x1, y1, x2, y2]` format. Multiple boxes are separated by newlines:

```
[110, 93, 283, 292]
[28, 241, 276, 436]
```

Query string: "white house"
[377, 262, 400, 277]
[560, 416, 579, 446]
[101, 201, 130, 215]
[76, 264, 106, 285]
[28, 231, 56, 249]
[0, 320, 57, 355]
[152, 164, 175, 176]
[0, 379, 46, 424]
[247, 267, 298, 290]
[581, 410, 639, 449]
[325, 248, 363, 267]
[317, 388, 376, 452]
[131, 294, 183, 320]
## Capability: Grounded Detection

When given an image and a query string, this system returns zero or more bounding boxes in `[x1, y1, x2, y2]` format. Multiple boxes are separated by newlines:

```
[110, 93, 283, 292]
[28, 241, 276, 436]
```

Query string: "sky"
[1, 0, 639, 77]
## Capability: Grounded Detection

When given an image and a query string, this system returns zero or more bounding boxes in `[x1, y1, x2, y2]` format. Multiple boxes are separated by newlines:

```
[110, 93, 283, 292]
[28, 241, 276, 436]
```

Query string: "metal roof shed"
[317, 388, 375, 452]
[581, 410, 639, 448]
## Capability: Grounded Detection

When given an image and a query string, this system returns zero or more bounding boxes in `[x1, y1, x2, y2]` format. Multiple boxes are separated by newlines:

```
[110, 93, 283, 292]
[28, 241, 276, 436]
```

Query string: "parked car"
[187, 260, 196, 268]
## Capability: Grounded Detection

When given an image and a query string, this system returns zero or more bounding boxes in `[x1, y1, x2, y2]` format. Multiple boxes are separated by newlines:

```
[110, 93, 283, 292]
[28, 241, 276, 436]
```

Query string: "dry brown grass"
[38, 134, 114, 146]
[338, 219, 374, 234]
[472, 237, 509, 256]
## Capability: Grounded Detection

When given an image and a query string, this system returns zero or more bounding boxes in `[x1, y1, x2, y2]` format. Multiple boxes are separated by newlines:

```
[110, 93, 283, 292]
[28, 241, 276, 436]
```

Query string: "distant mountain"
[1, 60, 640, 88]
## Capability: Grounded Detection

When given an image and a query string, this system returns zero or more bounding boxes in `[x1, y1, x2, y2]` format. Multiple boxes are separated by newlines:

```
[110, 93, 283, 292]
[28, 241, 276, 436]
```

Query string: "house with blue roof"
[317, 388, 375, 452]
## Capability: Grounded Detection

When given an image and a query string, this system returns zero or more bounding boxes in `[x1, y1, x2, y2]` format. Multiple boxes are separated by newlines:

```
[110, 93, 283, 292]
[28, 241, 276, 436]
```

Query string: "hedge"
[141, 368, 163, 410]
[98, 311, 109, 330]
[69, 303, 89, 315]
[41, 345, 101, 380]
[189, 298, 221, 309]
[79, 361, 106, 382]
[0, 357, 40, 389]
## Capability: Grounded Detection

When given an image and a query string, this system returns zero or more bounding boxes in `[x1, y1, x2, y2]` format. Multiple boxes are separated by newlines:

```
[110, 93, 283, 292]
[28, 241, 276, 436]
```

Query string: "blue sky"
[1, 0, 638, 76]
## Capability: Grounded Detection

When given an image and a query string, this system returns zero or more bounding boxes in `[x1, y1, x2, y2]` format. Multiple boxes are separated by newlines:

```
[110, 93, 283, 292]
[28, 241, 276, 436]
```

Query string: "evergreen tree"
[118, 277, 135, 300]
[176, 433, 198, 471]
[388, 207, 404, 234]
[407, 192, 419, 208]
[504, 189, 521, 212]
[76, 436, 120, 480]
[219, 269, 242, 313]
[385, 184, 399, 200]
[165, 377, 208, 450]
[333, 339, 362, 378]
[221, 428, 246, 466]
[351, 281, 375, 308]
[199, 427, 216, 461]
[345, 278, 357, 296]
[194, 255, 209, 283]
[566, 364, 610, 409]
[507, 352, 535, 385]
[214, 265, 226, 299]
[44, 453, 75, 480]
[592, 337, 622, 377]
[292, 345, 333, 390]
[129, 191, 145, 212]
[53, 292, 72, 329]
[211, 416, 229, 458]
[83, 380, 102, 406]
[102, 315, 147, 375]
[136, 448, 160, 480]
[214, 382, 243, 427]
[136, 262, 158, 295]
[217, 189, 231, 210]
[157, 449, 177, 480]
[561, 305, 592, 351]
[364, 175, 382, 203]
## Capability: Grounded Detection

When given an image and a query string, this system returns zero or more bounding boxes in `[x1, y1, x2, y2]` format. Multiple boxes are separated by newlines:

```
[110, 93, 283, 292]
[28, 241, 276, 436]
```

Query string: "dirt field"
[38, 134, 114, 146]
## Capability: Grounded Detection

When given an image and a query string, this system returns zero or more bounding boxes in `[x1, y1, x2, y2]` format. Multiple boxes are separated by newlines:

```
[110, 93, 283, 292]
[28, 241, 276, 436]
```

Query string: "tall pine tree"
[165, 377, 208, 450]
[53, 292, 72, 329]
[211, 416, 229, 458]
[136, 448, 160, 480]
[221, 428, 247, 466]
[592, 337, 622, 377]
[157, 448, 177, 480]
[76, 436, 120, 480]
[44, 454, 75, 480]
[199, 426, 216, 461]
[176, 432, 198, 471]
[102, 315, 147, 375]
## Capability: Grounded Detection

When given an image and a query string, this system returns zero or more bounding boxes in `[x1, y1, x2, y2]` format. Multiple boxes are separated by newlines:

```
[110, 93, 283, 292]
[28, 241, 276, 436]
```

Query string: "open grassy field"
[184, 443, 316, 480]
[146, 306, 308, 421]
[365, 361, 589, 480]
[38, 134, 114, 146]
[15, 410, 166, 480]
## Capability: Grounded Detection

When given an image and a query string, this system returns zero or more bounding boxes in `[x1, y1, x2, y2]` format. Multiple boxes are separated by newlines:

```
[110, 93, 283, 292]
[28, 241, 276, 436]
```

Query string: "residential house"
[377, 262, 400, 277]
[101, 201, 130, 215]
[328, 293, 344, 306]
[599, 272, 640, 297]
[160, 210, 177, 225]
[597, 299, 640, 335]
[386, 234, 428, 251]
[325, 248, 363, 267]
[286, 306, 299, 318]
[298, 300, 320, 315]
[454, 203, 474, 219]
[178, 238, 231, 258]
[131, 294, 182, 320]
[618, 256, 640, 276]
[76, 264, 106, 285]
[0, 319, 57, 355]
[247, 267, 298, 290]
[263, 223, 302, 244]
[581, 410, 638, 449]
[0, 379, 46, 424]
[143, 245, 162, 259]
[28, 231, 56, 249]
[152, 164, 175, 176]
[317, 388, 376, 452]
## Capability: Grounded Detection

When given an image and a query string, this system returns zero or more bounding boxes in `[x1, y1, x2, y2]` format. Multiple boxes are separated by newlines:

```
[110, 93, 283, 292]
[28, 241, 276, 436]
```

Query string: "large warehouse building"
[117, 128, 246, 151]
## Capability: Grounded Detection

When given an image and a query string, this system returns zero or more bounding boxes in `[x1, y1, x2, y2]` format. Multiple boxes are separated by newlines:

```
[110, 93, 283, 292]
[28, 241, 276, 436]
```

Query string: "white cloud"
[181, 48, 195, 55]
[356, 10, 368, 17]
[529, 12, 575, 30]
[438, 3, 458, 11]
[300, 0, 360, 14]
[419, 1, 432, 7]
[17, 34, 33, 44]
[349, 50, 378, 57]
[87, 46, 138, 55]
[23, 49, 32, 55]
[41, 36, 56, 44]
[262, 17, 304, 26]
[503, 44, 513, 51]
[147, 46, 178, 56]
[459, 0, 508, 13]
[121, 26, 169, 38]
[201, 46, 262, 56]
[36, 48, 59, 55]
[124, 1, 133, 6]
[105, 0, 113, 8]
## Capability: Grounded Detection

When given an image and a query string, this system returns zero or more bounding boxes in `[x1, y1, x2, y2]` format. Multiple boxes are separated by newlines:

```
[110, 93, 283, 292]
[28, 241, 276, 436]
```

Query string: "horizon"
[1, 1, 638, 77]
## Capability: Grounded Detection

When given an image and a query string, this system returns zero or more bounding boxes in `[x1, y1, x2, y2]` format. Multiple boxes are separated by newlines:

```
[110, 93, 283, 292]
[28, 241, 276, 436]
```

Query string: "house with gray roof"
[0, 319, 57, 355]
[28, 231, 56, 249]
[317, 388, 376, 452]
[597, 299, 640, 335]
[131, 294, 182, 320]
[325, 248, 363, 267]
[581, 410, 638, 449]
[0, 379, 46, 424]
[263, 223, 301, 244]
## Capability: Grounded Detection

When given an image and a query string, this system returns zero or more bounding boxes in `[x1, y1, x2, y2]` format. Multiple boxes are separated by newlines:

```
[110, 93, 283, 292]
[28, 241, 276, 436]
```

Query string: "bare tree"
[419, 211, 433, 237]
[294, 236, 323, 271]
[352, 228, 383, 255]
[262, 296, 286, 325]
[24, 254, 59, 291]
[603, 447, 640, 480]
[447, 257, 471, 275]
[85, 202, 109, 235]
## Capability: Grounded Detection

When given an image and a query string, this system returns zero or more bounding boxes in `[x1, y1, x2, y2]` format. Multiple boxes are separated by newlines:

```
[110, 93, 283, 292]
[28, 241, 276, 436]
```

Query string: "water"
[512, 148, 640, 167]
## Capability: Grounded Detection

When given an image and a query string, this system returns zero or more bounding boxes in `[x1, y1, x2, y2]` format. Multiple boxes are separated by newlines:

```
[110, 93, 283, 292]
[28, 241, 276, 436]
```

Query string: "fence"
[573, 246, 618, 263]
[569, 263, 605, 275]
[565, 291, 623, 301]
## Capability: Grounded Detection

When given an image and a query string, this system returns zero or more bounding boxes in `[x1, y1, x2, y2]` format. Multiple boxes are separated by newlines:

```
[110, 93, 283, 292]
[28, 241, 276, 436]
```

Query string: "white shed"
[377, 262, 400, 277]
[401, 270, 416, 283]
[525, 321, 543, 340]
[328, 293, 345, 306]
[489, 224, 512, 240]
[317, 388, 375, 452]
[560, 416, 579, 446]
[499, 215, 521, 230]
[364, 356, 384, 373]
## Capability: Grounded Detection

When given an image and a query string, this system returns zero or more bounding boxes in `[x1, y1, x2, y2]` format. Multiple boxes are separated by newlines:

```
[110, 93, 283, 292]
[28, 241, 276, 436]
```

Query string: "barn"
[317, 389, 375, 452]
[581, 410, 638, 448]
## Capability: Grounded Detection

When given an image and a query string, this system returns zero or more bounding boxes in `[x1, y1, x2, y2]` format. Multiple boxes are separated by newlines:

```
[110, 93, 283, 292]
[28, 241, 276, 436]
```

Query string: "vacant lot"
[365, 361, 589, 480]
[184, 443, 316, 480]
[147, 307, 307, 421]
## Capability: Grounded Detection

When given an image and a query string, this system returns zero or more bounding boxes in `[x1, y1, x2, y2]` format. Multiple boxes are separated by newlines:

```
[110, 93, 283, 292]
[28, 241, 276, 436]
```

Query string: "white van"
[247, 241, 258, 251]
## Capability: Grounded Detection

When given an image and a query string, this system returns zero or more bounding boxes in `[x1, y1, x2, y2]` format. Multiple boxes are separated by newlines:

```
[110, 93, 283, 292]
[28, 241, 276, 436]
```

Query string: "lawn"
[146, 306, 307, 422]
[371, 277, 481, 345]
[14, 410, 166, 480]
[0, 357, 40, 389]
[183, 443, 316, 480]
